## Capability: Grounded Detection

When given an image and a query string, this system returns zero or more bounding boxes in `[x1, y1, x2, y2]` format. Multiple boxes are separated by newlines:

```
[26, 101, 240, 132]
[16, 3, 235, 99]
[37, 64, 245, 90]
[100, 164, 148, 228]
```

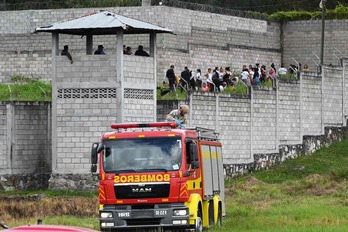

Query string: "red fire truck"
[91, 122, 225, 232]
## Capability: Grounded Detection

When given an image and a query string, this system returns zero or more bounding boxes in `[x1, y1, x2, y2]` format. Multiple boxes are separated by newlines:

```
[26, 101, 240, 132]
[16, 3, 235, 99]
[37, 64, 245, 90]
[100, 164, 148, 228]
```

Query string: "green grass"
[6, 216, 100, 231]
[0, 75, 51, 101]
[157, 88, 187, 100]
[217, 135, 348, 232]
[157, 81, 249, 100]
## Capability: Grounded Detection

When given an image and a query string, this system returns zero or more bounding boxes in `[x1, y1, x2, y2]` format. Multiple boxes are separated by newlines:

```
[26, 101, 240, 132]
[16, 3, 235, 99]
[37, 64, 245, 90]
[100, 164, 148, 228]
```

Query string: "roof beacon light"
[111, 122, 177, 129]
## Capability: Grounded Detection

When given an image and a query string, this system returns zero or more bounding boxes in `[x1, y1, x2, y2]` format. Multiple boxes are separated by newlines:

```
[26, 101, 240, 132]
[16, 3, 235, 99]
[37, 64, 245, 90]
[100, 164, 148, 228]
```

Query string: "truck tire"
[217, 205, 222, 227]
[194, 208, 203, 232]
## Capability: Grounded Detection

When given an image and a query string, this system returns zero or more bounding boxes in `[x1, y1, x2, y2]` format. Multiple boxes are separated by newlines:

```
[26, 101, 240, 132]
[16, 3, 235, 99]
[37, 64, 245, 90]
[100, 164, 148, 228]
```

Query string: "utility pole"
[319, 0, 326, 72]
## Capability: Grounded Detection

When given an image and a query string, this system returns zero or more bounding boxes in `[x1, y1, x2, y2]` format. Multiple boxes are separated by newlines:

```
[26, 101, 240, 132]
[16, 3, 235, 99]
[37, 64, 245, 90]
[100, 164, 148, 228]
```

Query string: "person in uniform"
[166, 104, 189, 128]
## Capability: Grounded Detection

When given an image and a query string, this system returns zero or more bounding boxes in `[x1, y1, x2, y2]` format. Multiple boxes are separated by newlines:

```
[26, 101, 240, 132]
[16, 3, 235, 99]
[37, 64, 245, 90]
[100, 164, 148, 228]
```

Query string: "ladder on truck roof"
[189, 127, 219, 142]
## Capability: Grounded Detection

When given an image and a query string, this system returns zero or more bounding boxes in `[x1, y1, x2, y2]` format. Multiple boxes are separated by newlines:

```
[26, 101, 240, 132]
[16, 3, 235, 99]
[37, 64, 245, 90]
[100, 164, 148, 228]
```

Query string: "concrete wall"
[0, 102, 51, 175]
[1, 6, 348, 189]
[302, 73, 322, 135]
[53, 55, 155, 174]
[0, 6, 281, 83]
[282, 20, 348, 70]
[1, 63, 348, 189]
[1, 7, 348, 82]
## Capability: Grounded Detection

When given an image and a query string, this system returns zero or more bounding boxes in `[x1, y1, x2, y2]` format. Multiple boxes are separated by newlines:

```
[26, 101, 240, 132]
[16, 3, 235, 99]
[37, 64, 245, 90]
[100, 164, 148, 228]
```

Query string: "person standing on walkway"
[166, 65, 176, 92]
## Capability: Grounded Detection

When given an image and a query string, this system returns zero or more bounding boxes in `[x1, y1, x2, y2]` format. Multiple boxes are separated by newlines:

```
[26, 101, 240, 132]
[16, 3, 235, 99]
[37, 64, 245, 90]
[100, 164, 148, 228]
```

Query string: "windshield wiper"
[108, 169, 137, 174]
[139, 168, 168, 173]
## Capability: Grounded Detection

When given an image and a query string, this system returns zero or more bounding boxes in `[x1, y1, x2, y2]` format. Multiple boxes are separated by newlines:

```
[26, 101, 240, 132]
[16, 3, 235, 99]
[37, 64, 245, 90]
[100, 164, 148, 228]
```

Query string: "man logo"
[132, 187, 152, 193]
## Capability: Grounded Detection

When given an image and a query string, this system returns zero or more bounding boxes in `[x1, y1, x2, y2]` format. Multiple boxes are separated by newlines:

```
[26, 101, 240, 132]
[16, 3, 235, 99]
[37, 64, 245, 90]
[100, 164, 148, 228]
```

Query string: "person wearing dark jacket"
[94, 45, 106, 55]
[134, 45, 150, 57]
[166, 65, 176, 92]
[61, 45, 73, 64]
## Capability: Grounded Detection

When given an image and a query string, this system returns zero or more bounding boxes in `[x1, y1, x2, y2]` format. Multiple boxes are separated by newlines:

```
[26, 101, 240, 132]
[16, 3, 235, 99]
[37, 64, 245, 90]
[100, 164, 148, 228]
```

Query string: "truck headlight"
[173, 220, 188, 225]
[173, 209, 187, 216]
[101, 222, 115, 227]
[100, 212, 113, 218]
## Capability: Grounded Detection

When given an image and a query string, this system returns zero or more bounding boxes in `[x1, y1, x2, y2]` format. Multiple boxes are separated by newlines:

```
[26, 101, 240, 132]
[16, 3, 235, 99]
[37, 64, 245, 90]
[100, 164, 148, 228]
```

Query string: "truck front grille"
[114, 183, 170, 199]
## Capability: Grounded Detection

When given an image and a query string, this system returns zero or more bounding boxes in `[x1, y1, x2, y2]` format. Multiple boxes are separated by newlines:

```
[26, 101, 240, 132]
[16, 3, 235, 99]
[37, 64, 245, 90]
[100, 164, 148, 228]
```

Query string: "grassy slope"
[219, 135, 348, 232]
[1, 136, 348, 231]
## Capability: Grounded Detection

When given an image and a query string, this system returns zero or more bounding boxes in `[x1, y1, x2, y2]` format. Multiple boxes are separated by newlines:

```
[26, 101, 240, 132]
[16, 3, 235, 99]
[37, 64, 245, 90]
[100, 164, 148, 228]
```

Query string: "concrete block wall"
[189, 92, 218, 129]
[2, 69, 348, 188]
[53, 54, 156, 173]
[219, 95, 251, 163]
[189, 92, 252, 164]
[282, 20, 348, 70]
[278, 81, 301, 144]
[302, 74, 322, 135]
[252, 90, 277, 153]
[323, 66, 344, 125]
[0, 53, 51, 83]
[12, 102, 51, 174]
[0, 6, 281, 84]
[0, 102, 51, 175]
[156, 7, 281, 79]
[1, 7, 347, 85]
[123, 55, 154, 85]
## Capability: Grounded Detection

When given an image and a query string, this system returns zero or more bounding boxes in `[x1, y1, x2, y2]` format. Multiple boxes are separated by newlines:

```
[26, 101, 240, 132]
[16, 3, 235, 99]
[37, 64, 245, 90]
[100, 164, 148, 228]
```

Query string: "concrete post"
[6, 103, 14, 174]
[142, 0, 151, 6]
[116, 29, 124, 123]
[86, 34, 93, 55]
[342, 59, 347, 126]
[150, 32, 157, 121]
[51, 32, 59, 172]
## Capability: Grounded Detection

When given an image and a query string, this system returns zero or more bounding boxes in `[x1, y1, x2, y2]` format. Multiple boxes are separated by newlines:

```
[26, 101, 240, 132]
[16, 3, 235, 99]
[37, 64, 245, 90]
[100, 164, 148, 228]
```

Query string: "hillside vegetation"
[1, 132, 347, 231]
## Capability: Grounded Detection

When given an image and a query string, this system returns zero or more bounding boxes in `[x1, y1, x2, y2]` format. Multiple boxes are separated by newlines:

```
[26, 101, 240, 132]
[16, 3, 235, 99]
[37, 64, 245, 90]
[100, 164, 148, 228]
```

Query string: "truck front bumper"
[100, 203, 190, 230]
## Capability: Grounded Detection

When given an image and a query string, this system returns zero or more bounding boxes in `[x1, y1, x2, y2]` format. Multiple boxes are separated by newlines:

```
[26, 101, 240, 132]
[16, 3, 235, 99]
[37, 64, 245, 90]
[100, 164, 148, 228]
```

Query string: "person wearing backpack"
[212, 67, 220, 91]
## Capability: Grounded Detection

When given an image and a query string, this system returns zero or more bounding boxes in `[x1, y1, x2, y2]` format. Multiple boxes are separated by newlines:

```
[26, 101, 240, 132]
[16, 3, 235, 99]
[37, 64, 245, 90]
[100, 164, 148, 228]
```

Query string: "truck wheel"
[217, 205, 222, 227]
[195, 208, 203, 232]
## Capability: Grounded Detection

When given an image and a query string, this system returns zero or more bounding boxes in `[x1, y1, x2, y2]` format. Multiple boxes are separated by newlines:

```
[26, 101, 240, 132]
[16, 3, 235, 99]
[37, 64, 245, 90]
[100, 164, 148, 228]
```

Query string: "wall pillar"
[86, 34, 93, 55]
[342, 59, 347, 126]
[51, 32, 59, 172]
[142, 0, 151, 6]
[150, 32, 157, 121]
[6, 103, 14, 174]
[116, 30, 124, 123]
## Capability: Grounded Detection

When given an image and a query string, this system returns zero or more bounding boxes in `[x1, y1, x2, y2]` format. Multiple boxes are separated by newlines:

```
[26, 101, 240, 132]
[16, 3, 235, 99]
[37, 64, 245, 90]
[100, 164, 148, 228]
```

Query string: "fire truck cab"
[91, 122, 225, 232]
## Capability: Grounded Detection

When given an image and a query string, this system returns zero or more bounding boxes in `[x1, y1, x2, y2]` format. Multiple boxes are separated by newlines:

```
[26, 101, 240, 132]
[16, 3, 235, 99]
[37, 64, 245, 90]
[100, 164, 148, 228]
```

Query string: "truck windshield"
[102, 136, 182, 173]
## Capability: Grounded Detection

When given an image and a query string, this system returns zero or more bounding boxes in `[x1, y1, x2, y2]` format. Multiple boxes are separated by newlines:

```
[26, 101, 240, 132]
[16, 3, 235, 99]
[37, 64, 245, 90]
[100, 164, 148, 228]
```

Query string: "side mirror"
[189, 143, 198, 161]
[91, 143, 99, 164]
[191, 161, 200, 169]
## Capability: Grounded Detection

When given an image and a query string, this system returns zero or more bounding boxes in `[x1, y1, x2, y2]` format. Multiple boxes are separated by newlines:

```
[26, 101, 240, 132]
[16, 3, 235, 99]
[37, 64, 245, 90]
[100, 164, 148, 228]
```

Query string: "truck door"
[185, 140, 202, 193]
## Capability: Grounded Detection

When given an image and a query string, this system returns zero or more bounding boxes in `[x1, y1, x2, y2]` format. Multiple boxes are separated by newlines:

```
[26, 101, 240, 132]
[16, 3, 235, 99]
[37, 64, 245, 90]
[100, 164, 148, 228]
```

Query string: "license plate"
[154, 210, 167, 217]
[117, 211, 131, 218]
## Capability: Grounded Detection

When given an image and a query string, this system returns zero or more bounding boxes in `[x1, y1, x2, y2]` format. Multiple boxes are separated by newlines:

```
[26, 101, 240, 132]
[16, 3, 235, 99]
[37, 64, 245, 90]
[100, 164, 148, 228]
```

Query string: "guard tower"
[33, 10, 172, 183]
